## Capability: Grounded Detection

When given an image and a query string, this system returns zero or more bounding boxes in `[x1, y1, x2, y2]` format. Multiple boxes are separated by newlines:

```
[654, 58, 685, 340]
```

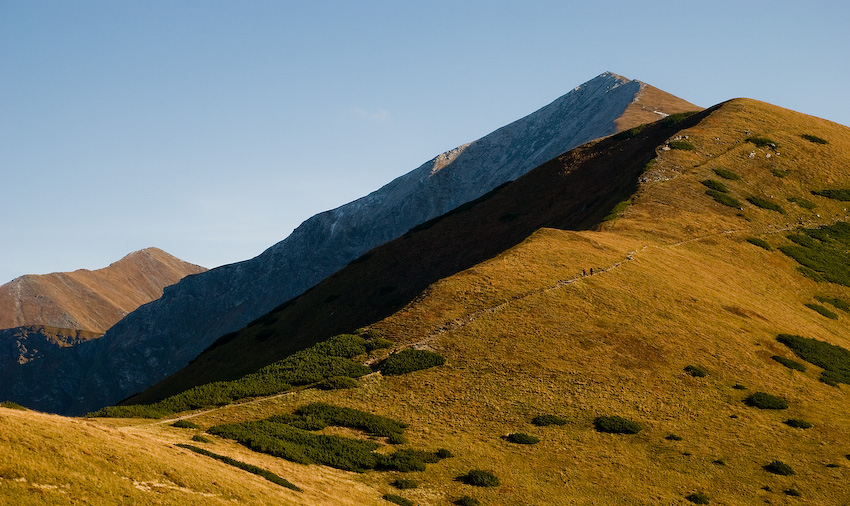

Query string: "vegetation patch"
[706, 190, 741, 208]
[685, 492, 711, 504]
[593, 416, 641, 434]
[805, 302, 838, 319]
[713, 167, 741, 180]
[505, 433, 540, 444]
[176, 443, 300, 491]
[0, 401, 26, 410]
[778, 222, 850, 286]
[788, 196, 816, 209]
[318, 376, 359, 390]
[777, 333, 850, 386]
[191, 434, 212, 443]
[811, 189, 850, 201]
[669, 140, 695, 151]
[764, 460, 795, 476]
[700, 179, 729, 193]
[814, 295, 850, 313]
[661, 111, 697, 127]
[391, 478, 418, 490]
[745, 136, 778, 149]
[532, 414, 568, 426]
[379, 348, 446, 376]
[771, 168, 789, 178]
[784, 418, 812, 429]
[784, 489, 802, 497]
[684, 365, 708, 377]
[746, 238, 773, 251]
[293, 402, 408, 437]
[665, 434, 683, 441]
[459, 470, 501, 487]
[89, 334, 373, 418]
[603, 200, 630, 221]
[801, 134, 828, 144]
[746, 196, 785, 214]
[454, 497, 481, 506]
[171, 420, 201, 429]
[744, 392, 788, 410]
[771, 355, 806, 372]
[382, 494, 413, 506]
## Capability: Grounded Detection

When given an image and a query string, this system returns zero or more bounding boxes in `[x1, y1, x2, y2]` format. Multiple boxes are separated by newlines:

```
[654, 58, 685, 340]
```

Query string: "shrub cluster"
[746, 196, 785, 214]
[764, 460, 795, 476]
[814, 295, 850, 313]
[379, 348, 446, 376]
[771, 355, 806, 372]
[801, 134, 829, 144]
[532, 414, 568, 426]
[0, 401, 26, 410]
[191, 434, 212, 443]
[746, 238, 773, 251]
[176, 443, 300, 491]
[787, 196, 817, 209]
[701, 179, 729, 193]
[669, 140, 695, 151]
[391, 478, 418, 490]
[745, 136, 778, 149]
[506, 433, 540, 444]
[454, 497, 481, 506]
[706, 190, 741, 208]
[685, 492, 710, 504]
[805, 302, 838, 319]
[777, 333, 850, 386]
[784, 418, 812, 429]
[811, 189, 850, 201]
[684, 365, 708, 377]
[171, 420, 201, 429]
[318, 376, 359, 390]
[665, 434, 683, 441]
[778, 222, 850, 286]
[744, 392, 788, 410]
[713, 167, 741, 180]
[593, 416, 642, 434]
[292, 402, 408, 437]
[459, 470, 500, 487]
[382, 494, 413, 506]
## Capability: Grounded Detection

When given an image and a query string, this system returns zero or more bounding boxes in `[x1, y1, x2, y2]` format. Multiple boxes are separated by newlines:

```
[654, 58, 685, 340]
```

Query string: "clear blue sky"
[2, 1, 848, 283]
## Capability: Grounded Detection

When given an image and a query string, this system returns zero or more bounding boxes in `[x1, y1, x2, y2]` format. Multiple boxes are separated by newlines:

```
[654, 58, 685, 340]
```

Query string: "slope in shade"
[7, 72, 699, 415]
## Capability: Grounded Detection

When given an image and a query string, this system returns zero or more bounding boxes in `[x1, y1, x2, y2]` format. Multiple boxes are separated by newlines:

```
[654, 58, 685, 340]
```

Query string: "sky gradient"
[2, 1, 848, 284]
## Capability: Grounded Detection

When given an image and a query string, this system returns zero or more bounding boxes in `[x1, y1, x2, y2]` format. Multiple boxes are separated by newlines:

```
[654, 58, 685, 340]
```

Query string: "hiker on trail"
[582, 268, 587, 276]
[589, 267, 594, 275]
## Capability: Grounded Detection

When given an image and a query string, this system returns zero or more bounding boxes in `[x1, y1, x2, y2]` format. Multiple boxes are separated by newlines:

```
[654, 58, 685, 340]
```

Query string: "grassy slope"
[4, 98, 850, 505]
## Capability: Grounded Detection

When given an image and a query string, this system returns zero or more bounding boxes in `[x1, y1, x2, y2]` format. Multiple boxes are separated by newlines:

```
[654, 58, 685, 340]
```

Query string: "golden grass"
[5, 98, 850, 505]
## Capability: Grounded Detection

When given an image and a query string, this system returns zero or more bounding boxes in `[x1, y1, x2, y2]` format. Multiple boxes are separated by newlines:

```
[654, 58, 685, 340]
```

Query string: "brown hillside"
[616, 82, 702, 131]
[0, 248, 206, 334]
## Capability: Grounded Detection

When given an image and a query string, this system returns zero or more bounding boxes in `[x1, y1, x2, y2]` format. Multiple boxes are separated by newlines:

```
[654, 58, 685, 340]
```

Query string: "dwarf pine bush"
[459, 470, 500, 487]
[744, 392, 788, 410]
[379, 348, 446, 375]
[593, 416, 642, 434]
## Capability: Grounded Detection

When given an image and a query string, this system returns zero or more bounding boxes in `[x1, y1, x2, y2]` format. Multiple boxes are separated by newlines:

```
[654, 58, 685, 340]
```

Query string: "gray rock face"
[6, 72, 652, 415]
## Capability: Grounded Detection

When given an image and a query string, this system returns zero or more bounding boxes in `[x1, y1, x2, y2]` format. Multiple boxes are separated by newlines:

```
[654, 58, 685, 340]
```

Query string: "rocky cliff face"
[3, 72, 699, 414]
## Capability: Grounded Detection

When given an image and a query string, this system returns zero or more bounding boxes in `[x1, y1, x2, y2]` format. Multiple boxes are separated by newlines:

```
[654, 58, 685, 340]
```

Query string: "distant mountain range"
[1, 72, 698, 415]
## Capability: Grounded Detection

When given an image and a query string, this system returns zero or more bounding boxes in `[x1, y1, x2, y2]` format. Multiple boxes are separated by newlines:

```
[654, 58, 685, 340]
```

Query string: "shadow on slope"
[127, 110, 708, 404]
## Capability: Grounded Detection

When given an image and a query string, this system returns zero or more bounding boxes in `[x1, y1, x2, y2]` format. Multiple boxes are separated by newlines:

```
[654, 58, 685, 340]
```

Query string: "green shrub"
[684, 365, 708, 377]
[777, 333, 850, 385]
[732, 384, 747, 390]
[744, 392, 788, 410]
[801, 134, 828, 144]
[701, 179, 729, 193]
[814, 295, 850, 313]
[811, 189, 850, 201]
[532, 414, 568, 426]
[746, 196, 785, 214]
[712, 459, 726, 466]
[772, 169, 789, 178]
[379, 348, 446, 376]
[784, 419, 812, 429]
[436, 448, 454, 459]
[506, 433, 539, 444]
[191, 434, 212, 443]
[778, 222, 850, 286]
[459, 470, 500, 487]
[378, 449, 446, 472]
[293, 402, 408, 437]
[391, 478, 418, 490]
[771, 355, 806, 372]
[612, 124, 647, 140]
[176, 443, 300, 491]
[788, 196, 816, 209]
[382, 494, 413, 506]
[365, 338, 395, 353]
[706, 190, 741, 208]
[805, 303, 838, 319]
[318, 376, 359, 390]
[0, 401, 26, 410]
[593, 416, 642, 434]
[603, 200, 630, 221]
[387, 433, 408, 445]
[685, 492, 710, 504]
[665, 434, 683, 441]
[745, 237, 773, 250]
[764, 460, 795, 475]
[713, 167, 741, 180]
[454, 497, 481, 506]
[661, 111, 697, 128]
[669, 140, 695, 151]
[784, 489, 802, 497]
[171, 420, 201, 429]
[746, 136, 778, 149]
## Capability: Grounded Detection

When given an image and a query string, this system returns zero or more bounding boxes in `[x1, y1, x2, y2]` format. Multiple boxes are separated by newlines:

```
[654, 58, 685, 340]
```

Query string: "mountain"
[0, 247, 207, 334]
[5, 97, 850, 505]
[8, 72, 698, 415]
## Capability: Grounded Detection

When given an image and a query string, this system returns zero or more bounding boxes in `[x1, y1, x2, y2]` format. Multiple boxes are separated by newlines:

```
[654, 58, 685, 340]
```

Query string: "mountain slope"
[0, 248, 206, 334]
[5, 97, 850, 506]
[16, 72, 699, 415]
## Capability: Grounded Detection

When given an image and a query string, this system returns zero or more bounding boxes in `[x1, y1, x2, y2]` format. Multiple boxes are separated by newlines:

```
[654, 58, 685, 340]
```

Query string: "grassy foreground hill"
[4, 98, 850, 505]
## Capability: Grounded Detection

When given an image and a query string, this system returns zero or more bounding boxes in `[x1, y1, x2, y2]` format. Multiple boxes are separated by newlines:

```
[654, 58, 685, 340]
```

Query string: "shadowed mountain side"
[15, 72, 698, 415]
[0, 248, 206, 334]
[126, 109, 709, 405]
